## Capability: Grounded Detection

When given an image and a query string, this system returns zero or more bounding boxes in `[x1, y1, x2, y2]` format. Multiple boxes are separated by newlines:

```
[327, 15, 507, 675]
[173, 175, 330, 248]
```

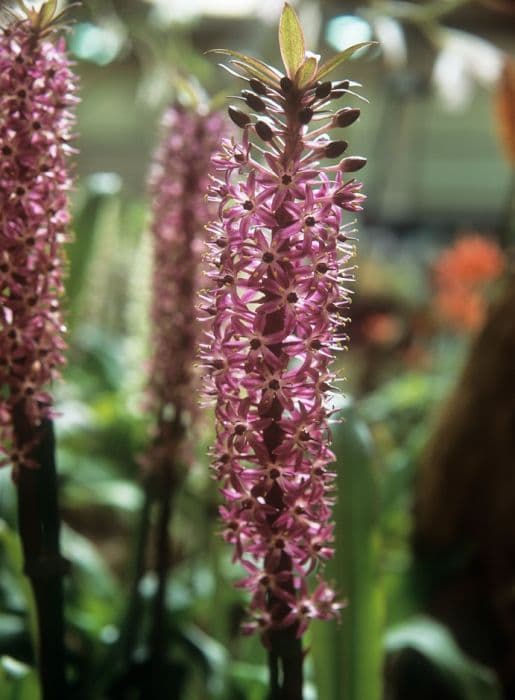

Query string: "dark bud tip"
[280, 76, 293, 93]
[298, 107, 313, 124]
[315, 81, 332, 99]
[228, 106, 251, 129]
[325, 140, 348, 158]
[340, 156, 367, 172]
[249, 78, 268, 95]
[242, 91, 267, 113]
[329, 89, 346, 100]
[255, 120, 274, 142]
[335, 107, 361, 128]
[334, 80, 350, 90]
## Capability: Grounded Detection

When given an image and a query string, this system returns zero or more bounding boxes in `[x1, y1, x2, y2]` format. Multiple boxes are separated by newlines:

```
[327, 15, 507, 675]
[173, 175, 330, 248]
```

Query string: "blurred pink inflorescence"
[199, 64, 367, 636]
[144, 105, 225, 470]
[0, 12, 78, 473]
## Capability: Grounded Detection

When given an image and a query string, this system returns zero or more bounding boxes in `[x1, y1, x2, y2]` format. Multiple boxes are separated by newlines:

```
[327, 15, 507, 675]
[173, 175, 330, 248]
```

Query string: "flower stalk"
[200, 5, 372, 696]
[0, 2, 77, 696]
[142, 103, 224, 687]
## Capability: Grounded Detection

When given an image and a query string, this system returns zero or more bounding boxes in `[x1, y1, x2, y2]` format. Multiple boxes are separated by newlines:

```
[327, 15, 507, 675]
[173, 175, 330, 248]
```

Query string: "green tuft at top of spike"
[208, 3, 377, 91]
[12, 0, 76, 36]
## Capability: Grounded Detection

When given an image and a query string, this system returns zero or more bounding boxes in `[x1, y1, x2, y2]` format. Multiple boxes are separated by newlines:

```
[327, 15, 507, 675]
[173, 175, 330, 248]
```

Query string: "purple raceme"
[0, 4, 78, 476]
[199, 6, 370, 642]
[144, 105, 225, 471]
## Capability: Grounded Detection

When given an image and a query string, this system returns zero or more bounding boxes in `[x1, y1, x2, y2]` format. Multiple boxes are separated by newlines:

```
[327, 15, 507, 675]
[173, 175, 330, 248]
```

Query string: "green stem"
[14, 409, 67, 699]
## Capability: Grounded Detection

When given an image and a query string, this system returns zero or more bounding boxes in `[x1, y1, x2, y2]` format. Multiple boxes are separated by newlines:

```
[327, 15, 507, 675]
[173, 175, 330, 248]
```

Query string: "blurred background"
[0, 0, 514, 698]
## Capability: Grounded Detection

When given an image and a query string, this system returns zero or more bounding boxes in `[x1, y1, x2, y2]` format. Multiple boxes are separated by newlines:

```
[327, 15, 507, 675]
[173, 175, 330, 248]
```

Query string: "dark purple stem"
[14, 405, 67, 700]
[149, 413, 184, 696]
[259, 85, 305, 700]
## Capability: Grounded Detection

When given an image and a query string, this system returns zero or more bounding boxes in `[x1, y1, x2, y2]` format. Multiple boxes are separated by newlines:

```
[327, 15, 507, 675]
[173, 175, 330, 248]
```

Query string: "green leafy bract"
[39, 0, 58, 26]
[317, 41, 378, 81]
[295, 53, 319, 88]
[207, 49, 281, 88]
[278, 3, 306, 79]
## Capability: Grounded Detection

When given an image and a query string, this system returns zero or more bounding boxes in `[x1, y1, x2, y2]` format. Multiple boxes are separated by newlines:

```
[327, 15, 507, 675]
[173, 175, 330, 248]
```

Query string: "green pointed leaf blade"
[295, 54, 319, 88]
[15, 0, 31, 17]
[317, 41, 378, 81]
[0, 657, 40, 700]
[311, 405, 383, 700]
[207, 49, 281, 87]
[39, 0, 58, 26]
[230, 61, 279, 90]
[278, 3, 305, 79]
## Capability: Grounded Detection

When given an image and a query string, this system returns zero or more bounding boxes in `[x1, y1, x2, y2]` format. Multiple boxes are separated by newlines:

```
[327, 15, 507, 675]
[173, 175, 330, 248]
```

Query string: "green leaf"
[39, 0, 57, 27]
[385, 616, 502, 700]
[230, 60, 279, 90]
[61, 525, 118, 602]
[0, 521, 38, 653]
[295, 53, 319, 88]
[0, 657, 40, 700]
[0, 615, 25, 646]
[63, 478, 142, 512]
[207, 50, 281, 88]
[14, 1, 30, 17]
[311, 404, 383, 700]
[317, 41, 378, 81]
[278, 3, 305, 79]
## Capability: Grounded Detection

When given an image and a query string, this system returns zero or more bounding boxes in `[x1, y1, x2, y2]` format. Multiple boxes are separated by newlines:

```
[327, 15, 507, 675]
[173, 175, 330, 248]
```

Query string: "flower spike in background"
[201, 3, 374, 697]
[141, 102, 225, 688]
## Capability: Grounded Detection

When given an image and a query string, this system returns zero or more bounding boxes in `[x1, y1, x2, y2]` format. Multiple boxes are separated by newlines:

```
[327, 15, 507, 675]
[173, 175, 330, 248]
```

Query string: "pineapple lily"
[200, 4, 374, 695]
[0, 0, 77, 474]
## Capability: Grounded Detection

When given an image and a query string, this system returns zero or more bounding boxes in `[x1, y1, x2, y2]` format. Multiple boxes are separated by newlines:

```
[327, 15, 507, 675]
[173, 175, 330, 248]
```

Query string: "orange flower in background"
[362, 313, 403, 346]
[434, 234, 505, 287]
[433, 233, 505, 331]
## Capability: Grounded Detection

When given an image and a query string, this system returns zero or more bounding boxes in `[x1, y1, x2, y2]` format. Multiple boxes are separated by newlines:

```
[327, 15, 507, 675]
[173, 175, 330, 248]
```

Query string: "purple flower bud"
[315, 81, 332, 99]
[339, 156, 367, 172]
[255, 120, 274, 142]
[324, 140, 348, 158]
[334, 107, 361, 128]
[243, 91, 267, 113]
[298, 107, 313, 124]
[228, 106, 251, 128]
[280, 76, 293, 93]
[249, 78, 268, 95]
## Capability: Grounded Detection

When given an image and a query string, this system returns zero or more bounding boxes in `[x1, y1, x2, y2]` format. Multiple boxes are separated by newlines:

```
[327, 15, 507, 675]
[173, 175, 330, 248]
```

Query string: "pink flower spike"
[199, 7, 369, 641]
[142, 104, 225, 473]
[0, 10, 77, 475]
